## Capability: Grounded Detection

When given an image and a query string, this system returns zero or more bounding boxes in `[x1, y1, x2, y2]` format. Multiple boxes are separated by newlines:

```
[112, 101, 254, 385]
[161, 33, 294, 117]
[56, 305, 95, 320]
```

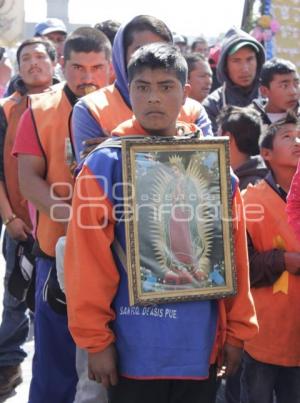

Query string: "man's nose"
[241, 62, 250, 72]
[290, 84, 299, 96]
[82, 70, 93, 82]
[206, 75, 213, 85]
[148, 90, 160, 103]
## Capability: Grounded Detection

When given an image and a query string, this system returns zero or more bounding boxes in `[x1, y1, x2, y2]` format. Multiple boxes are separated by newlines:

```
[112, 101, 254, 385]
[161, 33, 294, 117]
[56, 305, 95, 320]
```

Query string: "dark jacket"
[235, 155, 268, 191]
[203, 28, 265, 134]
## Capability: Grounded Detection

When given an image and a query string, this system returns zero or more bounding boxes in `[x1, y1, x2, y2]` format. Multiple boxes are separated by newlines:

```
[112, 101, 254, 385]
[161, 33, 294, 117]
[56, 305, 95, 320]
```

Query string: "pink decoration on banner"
[251, 27, 263, 41]
[270, 19, 280, 33]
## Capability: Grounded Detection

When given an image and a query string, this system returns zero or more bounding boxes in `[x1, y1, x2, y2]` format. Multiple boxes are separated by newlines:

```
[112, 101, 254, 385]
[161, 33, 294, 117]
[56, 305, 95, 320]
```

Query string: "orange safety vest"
[83, 84, 202, 133]
[1, 92, 33, 228]
[243, 180, 300, 366]
[30, 87, 74, 257]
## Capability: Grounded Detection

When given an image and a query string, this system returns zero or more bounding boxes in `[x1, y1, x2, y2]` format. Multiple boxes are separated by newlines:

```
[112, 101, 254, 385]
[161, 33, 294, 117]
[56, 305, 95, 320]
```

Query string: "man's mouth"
[78, 84, 98, 94]
[239, 76, 252, 81]
[146, 110, 164, 116]
[287, 99, 298, 107]
[29, 67, 41, 74]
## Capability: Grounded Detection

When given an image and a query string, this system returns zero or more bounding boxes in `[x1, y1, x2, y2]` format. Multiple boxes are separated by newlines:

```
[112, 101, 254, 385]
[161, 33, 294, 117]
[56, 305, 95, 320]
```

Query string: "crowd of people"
[0, 12, 299, 403]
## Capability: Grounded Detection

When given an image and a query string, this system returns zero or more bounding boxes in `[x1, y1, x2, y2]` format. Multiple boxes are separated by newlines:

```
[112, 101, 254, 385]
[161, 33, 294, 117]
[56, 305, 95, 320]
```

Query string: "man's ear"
[260, 147, 272, 162]
[183, 83, 191, 104]
[260, 85, 269, 99]
[60, 56, 65, 70]
[109, 62, 115, 83]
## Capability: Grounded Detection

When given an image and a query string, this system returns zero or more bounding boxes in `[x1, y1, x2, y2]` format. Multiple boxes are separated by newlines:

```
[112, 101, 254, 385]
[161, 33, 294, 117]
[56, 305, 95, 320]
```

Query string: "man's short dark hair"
[217, 105, 263, 156]
[63, 27, 112, 61]
[184, 52, 207, 79]
[127, 43, 188, 87]
[16, 37, 56, 66]
[260, 58, 297, 88]
[94, 20, 121, 45]
[259, 110, 299, 150]
[191, 37, 208, 52]
[123, 15, 173, 55]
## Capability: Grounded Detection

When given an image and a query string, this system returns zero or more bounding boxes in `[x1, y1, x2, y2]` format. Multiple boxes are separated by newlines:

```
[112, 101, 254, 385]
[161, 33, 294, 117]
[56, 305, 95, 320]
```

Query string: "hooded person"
[71, 15, 213, 163]
[203, 28, 265, 135]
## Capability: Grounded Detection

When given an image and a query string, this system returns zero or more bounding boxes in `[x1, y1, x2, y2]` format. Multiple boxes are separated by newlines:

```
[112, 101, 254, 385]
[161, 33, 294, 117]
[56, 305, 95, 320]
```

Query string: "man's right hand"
[88, 344, 118, 388]
[284, 252, 300, 275]
[6, 217, 31, 241]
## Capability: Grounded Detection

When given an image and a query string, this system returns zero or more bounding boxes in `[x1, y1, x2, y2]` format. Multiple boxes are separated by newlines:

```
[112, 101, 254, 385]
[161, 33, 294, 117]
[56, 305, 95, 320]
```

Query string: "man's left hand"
[218, 343, 242, 377]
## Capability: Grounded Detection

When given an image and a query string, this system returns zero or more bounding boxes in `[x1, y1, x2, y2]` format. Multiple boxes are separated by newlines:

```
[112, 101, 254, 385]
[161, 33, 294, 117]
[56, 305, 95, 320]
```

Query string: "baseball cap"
[228, 41, 259, 56]
[34, 18, 67, 37]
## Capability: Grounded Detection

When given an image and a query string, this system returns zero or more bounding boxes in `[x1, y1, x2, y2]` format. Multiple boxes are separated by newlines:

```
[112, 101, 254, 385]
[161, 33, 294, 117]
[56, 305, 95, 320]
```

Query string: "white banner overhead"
[0, 0, 24, 46]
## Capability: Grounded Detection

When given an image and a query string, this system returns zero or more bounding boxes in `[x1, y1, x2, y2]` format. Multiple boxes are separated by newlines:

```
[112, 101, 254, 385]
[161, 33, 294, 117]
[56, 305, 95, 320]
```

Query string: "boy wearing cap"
[203, 28, 265, 134]
[34, 18, 67, 62]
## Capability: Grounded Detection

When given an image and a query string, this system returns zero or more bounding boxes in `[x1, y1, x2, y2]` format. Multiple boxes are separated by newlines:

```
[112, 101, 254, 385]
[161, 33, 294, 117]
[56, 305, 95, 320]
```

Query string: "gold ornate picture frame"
[122, 137, 236, 306]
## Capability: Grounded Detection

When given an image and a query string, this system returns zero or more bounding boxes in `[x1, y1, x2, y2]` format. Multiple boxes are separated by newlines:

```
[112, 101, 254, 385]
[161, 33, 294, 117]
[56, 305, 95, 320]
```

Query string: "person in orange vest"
[71, 15, 213, 163]
[64, 42, 258, 403]
[13, 28, 112, 403]
[241, 111, 300, 403]
[0, 37, 56, 397]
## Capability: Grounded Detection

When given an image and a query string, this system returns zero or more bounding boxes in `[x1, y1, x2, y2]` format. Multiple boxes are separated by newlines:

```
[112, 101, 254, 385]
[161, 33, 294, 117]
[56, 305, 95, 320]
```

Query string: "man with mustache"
[13, 27, 112, 403]
[0, 37, 56, 397]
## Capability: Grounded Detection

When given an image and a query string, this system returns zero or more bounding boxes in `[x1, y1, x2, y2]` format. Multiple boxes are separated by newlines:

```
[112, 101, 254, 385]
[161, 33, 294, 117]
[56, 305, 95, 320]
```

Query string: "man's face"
[261, 72, 300, 113]
[227, 46, 257, 88]
[18, 43, 55, 89]
[126, 30, 168, 65]
[63, 50, 111, 97]
[129, 68, 190, 136]
[193, 42, 209, 58]
[263, 124, 300, 169]
[188, 60, 212, 103]
[44, 31, 66, 60]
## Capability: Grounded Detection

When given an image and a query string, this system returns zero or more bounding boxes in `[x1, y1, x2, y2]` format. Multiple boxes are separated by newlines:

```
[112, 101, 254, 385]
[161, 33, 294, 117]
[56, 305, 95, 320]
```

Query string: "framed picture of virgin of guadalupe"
[122, 136, 237, 306]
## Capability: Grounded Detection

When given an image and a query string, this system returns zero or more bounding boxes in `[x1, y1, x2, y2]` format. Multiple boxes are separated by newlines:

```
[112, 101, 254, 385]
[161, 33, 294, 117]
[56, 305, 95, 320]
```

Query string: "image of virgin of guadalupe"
[136, 152, 224, 294]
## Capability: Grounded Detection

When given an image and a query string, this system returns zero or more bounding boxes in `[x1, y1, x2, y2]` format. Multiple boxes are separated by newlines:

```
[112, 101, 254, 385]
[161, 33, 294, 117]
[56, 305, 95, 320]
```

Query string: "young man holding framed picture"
[64, 43, 257, 403]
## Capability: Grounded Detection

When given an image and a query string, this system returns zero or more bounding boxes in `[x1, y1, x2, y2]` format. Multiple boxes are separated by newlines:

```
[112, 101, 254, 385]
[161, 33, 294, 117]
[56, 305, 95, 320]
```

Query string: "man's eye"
[137, 85, 147, 91]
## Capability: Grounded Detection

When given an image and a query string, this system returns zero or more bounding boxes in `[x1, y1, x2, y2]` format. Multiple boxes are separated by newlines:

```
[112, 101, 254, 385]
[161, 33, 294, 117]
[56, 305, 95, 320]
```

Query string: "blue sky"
[25, 0, 245, 40]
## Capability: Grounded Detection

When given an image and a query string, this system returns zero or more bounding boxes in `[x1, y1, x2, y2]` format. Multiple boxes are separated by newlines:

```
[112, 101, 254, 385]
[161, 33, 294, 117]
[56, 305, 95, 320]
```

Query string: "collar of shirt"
[64, 84, 78, 107]
[265, 171, 287, 202]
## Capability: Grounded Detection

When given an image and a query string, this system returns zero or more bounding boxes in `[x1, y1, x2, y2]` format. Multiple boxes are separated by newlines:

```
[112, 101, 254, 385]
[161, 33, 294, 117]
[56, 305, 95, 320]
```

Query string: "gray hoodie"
[203, 28, 265, 134]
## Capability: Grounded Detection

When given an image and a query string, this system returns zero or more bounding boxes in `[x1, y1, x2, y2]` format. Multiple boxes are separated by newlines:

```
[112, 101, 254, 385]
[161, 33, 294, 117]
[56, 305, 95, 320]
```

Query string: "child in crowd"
[218, 105, 268, 191]
[253, 58, 300, 125]
[241, 112, 300, 403]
